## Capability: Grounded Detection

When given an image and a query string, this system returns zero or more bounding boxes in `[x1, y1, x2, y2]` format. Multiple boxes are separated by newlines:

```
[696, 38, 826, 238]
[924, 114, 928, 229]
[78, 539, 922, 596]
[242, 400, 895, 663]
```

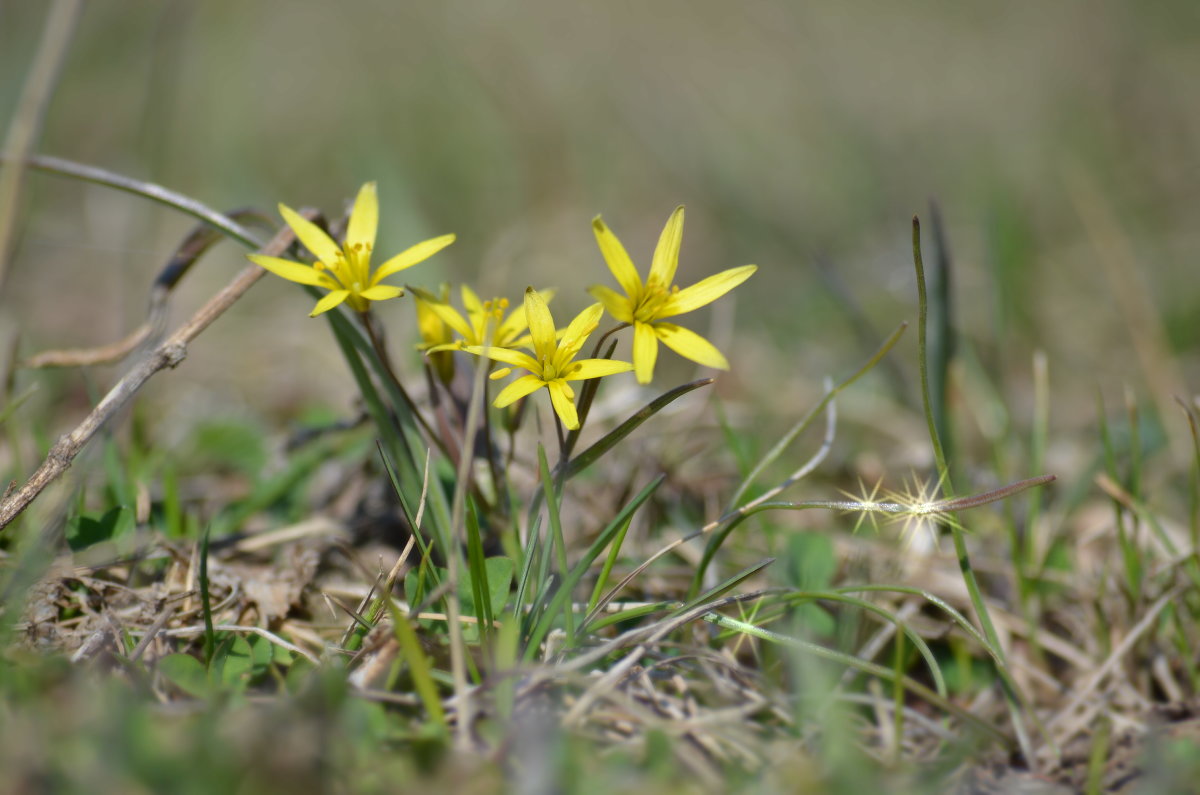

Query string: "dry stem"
[0, 218, 304, 531]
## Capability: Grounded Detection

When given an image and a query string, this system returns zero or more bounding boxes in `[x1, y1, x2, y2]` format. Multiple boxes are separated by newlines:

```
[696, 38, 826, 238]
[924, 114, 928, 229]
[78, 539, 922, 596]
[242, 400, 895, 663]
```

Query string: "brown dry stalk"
[0, 218, 305, 531]
[23, 210, 268, 369]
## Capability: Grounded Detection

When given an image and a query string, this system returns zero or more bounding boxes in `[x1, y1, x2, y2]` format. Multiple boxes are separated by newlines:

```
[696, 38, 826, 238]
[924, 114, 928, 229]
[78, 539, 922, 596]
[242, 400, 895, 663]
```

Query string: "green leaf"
[782, 532, 836, 590]
[66, 505, 133, 552]
[158, 653, 210, 698]
[561, 378, 712, 480]
[185, 418, 267, 477]
[482, 557, 514, 616]
[213, 635, 254, 687]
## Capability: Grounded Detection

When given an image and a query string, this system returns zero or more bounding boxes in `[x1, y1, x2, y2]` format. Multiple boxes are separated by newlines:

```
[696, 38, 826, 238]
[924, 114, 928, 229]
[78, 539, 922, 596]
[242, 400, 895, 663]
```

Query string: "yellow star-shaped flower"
[411, 284, 555, 352]
[463, 288, 632, 430]
[249, 182, 455, 316]
[588, 206, 756, 384]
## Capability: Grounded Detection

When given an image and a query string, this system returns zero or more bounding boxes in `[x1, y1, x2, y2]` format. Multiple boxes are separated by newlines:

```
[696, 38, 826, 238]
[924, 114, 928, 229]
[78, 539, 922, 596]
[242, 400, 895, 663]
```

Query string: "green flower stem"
[913, 216, 1035, 763]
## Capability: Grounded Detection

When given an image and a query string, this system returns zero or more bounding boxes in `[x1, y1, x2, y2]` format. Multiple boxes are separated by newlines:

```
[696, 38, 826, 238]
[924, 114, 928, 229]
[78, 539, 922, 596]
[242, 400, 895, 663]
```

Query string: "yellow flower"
[413, 284, 456, 384]
[588, 206, 756, 384]
[249, 182, 455, 316]
[463, 288, 632, 430]
[411, 284, 555, 351]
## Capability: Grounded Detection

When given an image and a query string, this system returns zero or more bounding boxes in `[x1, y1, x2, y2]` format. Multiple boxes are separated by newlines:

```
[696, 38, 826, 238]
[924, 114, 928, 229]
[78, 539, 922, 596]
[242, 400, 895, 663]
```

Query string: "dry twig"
[0, 217, 309, 530]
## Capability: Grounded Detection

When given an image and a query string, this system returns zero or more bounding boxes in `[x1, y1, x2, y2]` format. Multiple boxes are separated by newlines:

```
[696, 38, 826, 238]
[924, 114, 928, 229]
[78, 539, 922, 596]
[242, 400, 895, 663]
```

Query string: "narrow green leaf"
[561, 378, 712, 480]
[386, 597, 447, 729]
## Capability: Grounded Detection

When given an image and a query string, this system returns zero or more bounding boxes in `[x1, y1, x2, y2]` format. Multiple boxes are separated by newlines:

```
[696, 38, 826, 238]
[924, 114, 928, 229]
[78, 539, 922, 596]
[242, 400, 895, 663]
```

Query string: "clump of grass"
[3, 36, 1199, 790]
[0, 158, 1089, 793]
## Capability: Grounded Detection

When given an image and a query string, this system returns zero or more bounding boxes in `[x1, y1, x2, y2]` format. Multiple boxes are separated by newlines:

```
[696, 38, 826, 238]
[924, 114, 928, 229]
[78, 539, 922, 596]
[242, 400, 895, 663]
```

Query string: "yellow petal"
[557, 303, 604, 363]
[372, 234, 456, 282]
[592, 216, 642, 297]
[489, 367, 512, 380]
[346, 182, 378, 253]
[632, 321, 658, 384]
[359, 284, 404, 302]
[494, 374, 544, 408]
[426, 342, 465, 354]
[546, 380, 580, 430]
[661, 265, 757, 318]
[523, 287, 556, 363]
[421, 298, 475, 341]
[310, 290, 351, 317]
[649, 205, 684, 288]
[279, 203, 341, 266]
[565, 358, 634, 380]
[249, 254, 337, 288]
[505, 332, 536, 350]
[462, 345, 540, 372]
[653, 322, 729, 370]
[587, 284, 634, 324]
[496, 289, 543, 342]
[461, 284, 483, 315]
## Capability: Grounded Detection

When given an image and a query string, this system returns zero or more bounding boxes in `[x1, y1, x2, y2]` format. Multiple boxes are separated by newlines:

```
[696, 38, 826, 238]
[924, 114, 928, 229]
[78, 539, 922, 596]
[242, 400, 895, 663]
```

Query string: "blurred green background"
[2, 0, 1198, 432]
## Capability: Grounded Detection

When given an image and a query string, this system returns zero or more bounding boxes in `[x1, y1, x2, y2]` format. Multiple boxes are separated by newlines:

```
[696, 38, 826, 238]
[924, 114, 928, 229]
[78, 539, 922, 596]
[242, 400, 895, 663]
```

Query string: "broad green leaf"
[159, 653, 209, 698]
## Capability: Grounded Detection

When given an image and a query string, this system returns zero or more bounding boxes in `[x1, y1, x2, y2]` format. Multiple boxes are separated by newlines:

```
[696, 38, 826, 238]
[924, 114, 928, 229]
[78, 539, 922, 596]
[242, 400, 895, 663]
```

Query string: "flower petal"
[565, 358, 634, 380]
[310, 290, 351, 317]
[462, 345, 540, 372]
[653, 322, 729, 370]
[649, 205, 685, 288]
[416, 294, 474, 341]
[346, 182, 378, 252]
[632, 321, 659, 384]
[249, 255, 336, 288]
[496, 289, 546, 342]
[587, 284, 634, 324]
[461, 284, 483, 316]
[523, 287, 556, 363]
[359, 284, 404, 302]
[661, 265, 757, 317]
[592, 216, 642, 297]
[279, 203, 341, 266]
[546, 380, 580, 430]
[557, 303, 604, 362]
[372, 234, 456, 282]
[494, 374, 544, 408]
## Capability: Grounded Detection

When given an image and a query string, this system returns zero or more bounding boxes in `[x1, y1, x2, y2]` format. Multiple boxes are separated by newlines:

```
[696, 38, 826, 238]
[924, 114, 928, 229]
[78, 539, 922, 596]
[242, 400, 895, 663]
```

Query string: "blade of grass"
[525, 476, 663, 658]
[913, 215, 1036, 763]
[4, 155, 261, 249]
[385, 595, 447, 730]
[464, 500, 493, 644]
[673, 558, 774, 617]
[728, 323, 906, 508]
[559, 378, 713, 481]
[198, 524, 215, 665]
[538, 444, 574, 643]
[704, 612, 1008, 746]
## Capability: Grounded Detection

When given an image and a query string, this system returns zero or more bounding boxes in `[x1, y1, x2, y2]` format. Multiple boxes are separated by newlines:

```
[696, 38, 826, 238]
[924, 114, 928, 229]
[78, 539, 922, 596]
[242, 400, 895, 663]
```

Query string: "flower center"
[633, 282, 678, 323]
[343, 241, 373, 287]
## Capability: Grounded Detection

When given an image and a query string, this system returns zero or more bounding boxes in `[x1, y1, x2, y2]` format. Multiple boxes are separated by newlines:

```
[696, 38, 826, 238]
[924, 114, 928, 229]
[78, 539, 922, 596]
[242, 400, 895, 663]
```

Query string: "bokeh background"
[2, 0, 1198, 447]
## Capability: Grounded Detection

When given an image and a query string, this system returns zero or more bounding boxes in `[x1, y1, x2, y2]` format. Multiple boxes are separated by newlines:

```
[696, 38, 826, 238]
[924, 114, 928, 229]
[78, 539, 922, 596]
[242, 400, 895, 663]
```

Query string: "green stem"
[913, 216, 1034, 763]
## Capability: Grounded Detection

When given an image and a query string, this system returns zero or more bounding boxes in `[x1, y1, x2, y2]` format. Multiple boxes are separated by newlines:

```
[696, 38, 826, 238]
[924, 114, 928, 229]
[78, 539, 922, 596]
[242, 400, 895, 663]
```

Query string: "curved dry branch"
[22, 208, 273, 369]
[0, 216, 309, 531]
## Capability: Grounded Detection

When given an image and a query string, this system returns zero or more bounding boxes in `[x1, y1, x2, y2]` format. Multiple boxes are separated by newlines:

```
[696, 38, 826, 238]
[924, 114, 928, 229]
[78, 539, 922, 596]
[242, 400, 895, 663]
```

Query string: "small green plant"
[0, 164, 1066, 790]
